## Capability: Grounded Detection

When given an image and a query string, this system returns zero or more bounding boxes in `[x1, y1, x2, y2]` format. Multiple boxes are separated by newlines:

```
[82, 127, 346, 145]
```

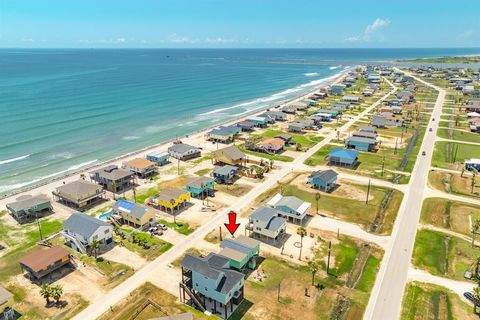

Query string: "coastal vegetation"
[398, 56, 480, 64]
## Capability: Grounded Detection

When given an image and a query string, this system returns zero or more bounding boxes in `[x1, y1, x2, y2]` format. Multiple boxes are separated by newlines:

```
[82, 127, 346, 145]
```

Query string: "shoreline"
[0, 68, 349, 202]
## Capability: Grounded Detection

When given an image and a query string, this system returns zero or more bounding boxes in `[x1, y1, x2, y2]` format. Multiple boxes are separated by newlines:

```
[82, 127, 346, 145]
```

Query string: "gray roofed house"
[247, 206, 287, 242]
[180, 253, 245, 319]
[288, 122, 307, 133]
[212, 165, 239, 184]
[89, 165, 134, 193]
[52, 180, 104, 210]
[6, 194, 52, 222]
[274, 133, 292, 143]
[219, 235, 260, 270]
[168, 143, 201, 161]
[306, 169, 338, 192]
[267, 193, 311, 224]
[261, 110, 288, 121]
[62, 212, 113, 253]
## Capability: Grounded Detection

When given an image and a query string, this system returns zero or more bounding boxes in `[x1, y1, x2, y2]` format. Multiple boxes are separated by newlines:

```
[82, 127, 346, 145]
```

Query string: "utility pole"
[381, 156, 385, 177]
[219, 226, 223, 241]
[177, 158, 180, 176]
[394, 138, 398, 155]
[315, 192, 321, 215]
[277, 282, 281, 302]
[34, 211, 43, 241]
[326, 241, 332, 275]
[366, 179, 371, 204]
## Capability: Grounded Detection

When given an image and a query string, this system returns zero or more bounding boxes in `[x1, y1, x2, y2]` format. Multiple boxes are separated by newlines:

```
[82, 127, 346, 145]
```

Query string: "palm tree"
[307, 259, 320, 286]
[475, 256, 480, 277]
[315, 192, 321, 215]
[472, 218, 480, 248]
[297, 227, 307, 260]
[132, 186, 137, 203]
[40, 284, 52, 305]
[170, 199, 177, 223]
[89, 240, 100, 259]
[474, 287, 480, 314]
[50, 285, 63, 304]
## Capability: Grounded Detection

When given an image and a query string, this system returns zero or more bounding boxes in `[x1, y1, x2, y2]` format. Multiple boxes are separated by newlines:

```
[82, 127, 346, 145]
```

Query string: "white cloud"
[365, 18, 390, 36]
[167, 33, 198, 44]
[459, 29, 474, 39]
[205, 37, 235, 44]
[345, 18, 390, 42]
[116, 37, 126, 43]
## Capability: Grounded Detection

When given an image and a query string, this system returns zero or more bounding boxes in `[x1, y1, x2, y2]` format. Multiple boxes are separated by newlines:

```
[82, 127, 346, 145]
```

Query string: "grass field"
[432, 142, 480, 169]
[429, 170, 480, 199]
[420, 198, 480, 236]
[437, 128, 480, 144]
[254, 177, 403, 235]
[401, 282, 474, 320]
[98, 282, 216, 320]
[158, 219, 196, 235]
[412, 229, 479, 280]
[250, 129, 324, 150]
[114, 226, 173, 260]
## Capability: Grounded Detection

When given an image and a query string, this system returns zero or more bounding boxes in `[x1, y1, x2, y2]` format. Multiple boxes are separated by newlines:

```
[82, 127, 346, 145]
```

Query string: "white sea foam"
[0, 159, 98, 193]
[48, 152, 74, 160]
[0, 154, 30, 165]
[329, 65, 342, 70]
[123, 136, 140, 141]
[304, 72, 319, 77]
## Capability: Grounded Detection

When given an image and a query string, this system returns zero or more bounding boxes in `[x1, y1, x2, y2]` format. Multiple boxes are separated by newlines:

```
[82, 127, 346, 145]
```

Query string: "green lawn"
[158, 219, 195, 235]
[251, 129, 324, 150]
[115, 227, 173, 260]
[432, 141, 480, 169]
[412, 229, 480, 280]
[401, 282, 474, 320]
[420, 197, 480, 236]
[437, 128, 480, 144]
[429, 170, 480, 199]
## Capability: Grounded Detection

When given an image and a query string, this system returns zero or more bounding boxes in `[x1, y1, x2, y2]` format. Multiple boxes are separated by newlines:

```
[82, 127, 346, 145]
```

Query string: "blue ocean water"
[1, 48, 479, 195]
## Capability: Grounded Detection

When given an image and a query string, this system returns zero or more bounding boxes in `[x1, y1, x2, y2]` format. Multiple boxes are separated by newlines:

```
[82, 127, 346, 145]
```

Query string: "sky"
[0, 0, 479, 48]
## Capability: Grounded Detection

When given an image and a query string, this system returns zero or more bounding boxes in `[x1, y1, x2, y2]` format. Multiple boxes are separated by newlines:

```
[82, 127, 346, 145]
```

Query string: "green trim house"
[6, 194, 52, 222]
[185, 176, 215, 198]
[219, 235, 260, 270]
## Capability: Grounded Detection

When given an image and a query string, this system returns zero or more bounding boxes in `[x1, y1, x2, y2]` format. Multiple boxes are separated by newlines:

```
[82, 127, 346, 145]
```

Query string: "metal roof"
[250, 206, 278, 222]
[309, 169, 338, 182]
[168, 143, 200, 154]
[0, 286, 13, 303]
[213, 165, 238, 176]
[63, 212, 111, 238]
[113, 200, 150, 219]
[19, 246, 70, 273]
[55, 180, 102, 198]
[213, 146, 245, 161]
[328, 148, 359, 160]
[90, 165, 134, 181]
[6, 194, 50, 212]
[187, 176, 214, 189]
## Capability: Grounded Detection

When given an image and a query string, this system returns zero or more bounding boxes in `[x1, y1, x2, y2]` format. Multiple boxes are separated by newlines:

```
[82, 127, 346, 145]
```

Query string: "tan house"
[123, 158, 157, 178]
[0, 286, 14, 315]
[19, 246, 71, 279]
[112, 199, 155, 227]
[52, 180, 104, 209]
[256, 137, 285, 154]
[212, 145, 246, 166]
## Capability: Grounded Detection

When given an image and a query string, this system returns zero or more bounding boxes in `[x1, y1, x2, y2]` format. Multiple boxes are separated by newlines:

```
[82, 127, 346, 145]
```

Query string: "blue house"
[330, 84, 346, 95]
[185, 176, 215, 197]
[212, 165, 239, 184]
[219, 235, 260, 270]
[146, 151, 170, 166]
[180, 253, 244, 319]
[327, 148, 359, 167]
[267, 193, 311, 224]
[346, 136, 377, 152]
[245, 116, 268, 127]
[306, 170, 338, 192]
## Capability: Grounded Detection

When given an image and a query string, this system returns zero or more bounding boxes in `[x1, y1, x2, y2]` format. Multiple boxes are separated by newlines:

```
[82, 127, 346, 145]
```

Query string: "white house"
[61, 212, 113, 254]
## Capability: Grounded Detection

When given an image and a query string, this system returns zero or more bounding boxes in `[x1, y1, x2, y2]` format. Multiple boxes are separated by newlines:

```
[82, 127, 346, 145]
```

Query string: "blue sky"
[1, 0, 479, 48]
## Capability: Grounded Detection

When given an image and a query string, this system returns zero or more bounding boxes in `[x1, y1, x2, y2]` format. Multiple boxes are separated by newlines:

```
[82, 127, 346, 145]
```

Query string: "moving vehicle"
[429, 128, 433, 132]
[464, 292, 480, 306]
[422, 151, 426, 156]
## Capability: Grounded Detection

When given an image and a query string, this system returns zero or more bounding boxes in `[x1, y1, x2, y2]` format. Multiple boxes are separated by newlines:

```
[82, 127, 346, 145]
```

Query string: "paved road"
[73, 81, 397, 320]
[364, 72, 446, 320]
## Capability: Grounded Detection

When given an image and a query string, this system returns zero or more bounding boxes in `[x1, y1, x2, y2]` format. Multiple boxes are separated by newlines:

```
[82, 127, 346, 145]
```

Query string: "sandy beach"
[0, 69, 348, 208]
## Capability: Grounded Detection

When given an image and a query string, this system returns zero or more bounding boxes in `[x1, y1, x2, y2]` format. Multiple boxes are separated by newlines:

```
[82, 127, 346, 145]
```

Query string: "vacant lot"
[251, 129, 324, 150]
[432, 142, 480, 170]
[234, 235, 383, 320]
[429, 170, 480, 199]
[420, 198, 480, 236]
[401, 282, 474, 320]
[412, 229, 479, 281]
[98, 282, 216, 320]
[437, 128, 480, 144]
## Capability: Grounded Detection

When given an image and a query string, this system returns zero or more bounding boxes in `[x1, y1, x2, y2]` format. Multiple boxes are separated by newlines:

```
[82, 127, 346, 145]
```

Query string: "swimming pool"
[98, 210, 113, 220]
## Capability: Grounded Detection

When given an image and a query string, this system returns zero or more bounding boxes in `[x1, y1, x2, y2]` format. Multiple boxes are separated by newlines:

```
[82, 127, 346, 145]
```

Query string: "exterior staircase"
[60, 231, 87, 254]
[179, 282, 206, 312]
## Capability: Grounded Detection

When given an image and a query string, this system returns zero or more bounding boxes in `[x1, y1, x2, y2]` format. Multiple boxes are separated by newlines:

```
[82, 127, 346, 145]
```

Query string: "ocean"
[1, 48, 479, 195]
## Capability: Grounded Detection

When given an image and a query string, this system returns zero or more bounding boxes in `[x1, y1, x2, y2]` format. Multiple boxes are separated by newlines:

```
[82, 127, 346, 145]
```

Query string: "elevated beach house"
[146, 151, 170, 166]
[89, 165, 135, 193]
[113, 199, 155, 227]
[0, 286, 14, 318]
[168, 143, 202, 161]
[288, 122, 307, 133]
[245, 116, 268, 127]
[180, 253, 245, 319]
[152, 188, 191, 213]
[206, 126, 241, 143]
[212, 145, 246, 166]
[371, 113, 404, 128]
[212, 165, 239, 184]
[6, 194, 52, 222]
[219, 236, 260, 270]
[19, 246, 71, 280]
[346, 136, 377, 152]
[260, 110, 288, 121]
[329, 83, 346, 95]
[326, 148, 359, 167]
[52, 180, 104, 209]
[352, 130, 378, 140]
[357, 125, 377, 134]
[62, 212, 113, 254]
[306, 169, 338, 192]
[236, 120, 255, 132]
[123, 158, 157, 178]
[185, 176, 215, 198]
[255, 137, 285, 154]
[267, 193, 311, 224]
[247, 206, 287, 243]
[342, 95, 362, 104]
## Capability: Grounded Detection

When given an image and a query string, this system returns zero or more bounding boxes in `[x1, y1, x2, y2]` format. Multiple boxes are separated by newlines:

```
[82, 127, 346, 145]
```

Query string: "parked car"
[422, 151, 426, 156]
[464, 292, 480, 306]
[429, 128, 433, 132]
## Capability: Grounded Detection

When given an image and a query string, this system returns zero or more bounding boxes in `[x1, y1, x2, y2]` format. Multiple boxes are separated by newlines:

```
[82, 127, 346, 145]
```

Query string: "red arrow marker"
[224, 211, 240, 236]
